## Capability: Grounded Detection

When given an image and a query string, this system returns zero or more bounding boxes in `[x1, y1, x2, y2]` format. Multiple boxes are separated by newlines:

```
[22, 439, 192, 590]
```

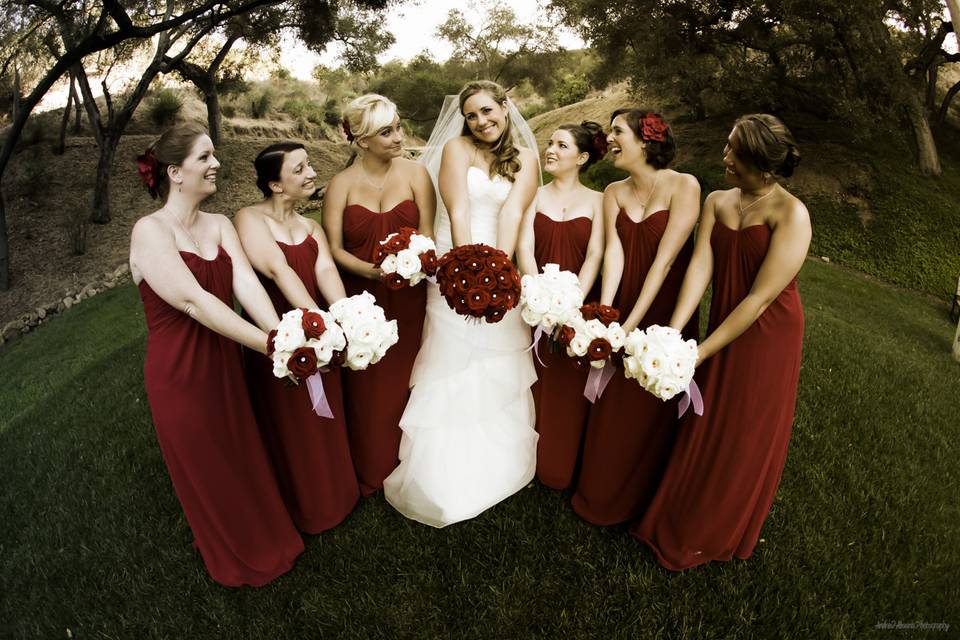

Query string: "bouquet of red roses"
[435, 243, 521, 323]
[372, 226, 438, 290]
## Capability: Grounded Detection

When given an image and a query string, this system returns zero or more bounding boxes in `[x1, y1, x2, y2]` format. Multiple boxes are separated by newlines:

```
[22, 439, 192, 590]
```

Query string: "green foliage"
[1, 266, 957, 637]
[322, 97, 341, 127]
[281, 97, 325, 126]
[146, 88, 183, 128]
[271, 66, 291, 81]
[368, 56, 469, 139]
[250, 88, 274, 119]
[551, 73, 590, 107]
[221, 104, 236, 118]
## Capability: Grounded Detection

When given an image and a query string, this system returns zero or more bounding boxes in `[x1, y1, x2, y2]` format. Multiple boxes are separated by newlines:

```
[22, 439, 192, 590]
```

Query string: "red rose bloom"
[288, 346, 319, 378]
[420, 250, 438, 275]
[136, 149, 159, 190]
[556, 324, 575, 346]
[266, 329, 278, 357]
[587, 338, 612, 361]
[598, 306, 619, 325]
[385, 234, 408, 252]
[484, 307, 504, 323]
[372, 244, 387, 264]
[640, 113, 669, 143]
[476, 269, 497, 290]
[453, 296, 471, 315]
[330, 349, 346, 368]
[467, 289, 492, 313]
[301, 310, 326, 339]
[385, 273, 406, 290]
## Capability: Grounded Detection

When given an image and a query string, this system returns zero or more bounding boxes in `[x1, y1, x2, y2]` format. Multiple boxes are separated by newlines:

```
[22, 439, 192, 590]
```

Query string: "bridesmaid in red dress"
[571, 109, 701, 525]
[234, 142, 360, 533]
[129, 124, 303, 586]
[632, 115, 809, 570]
[322, 94, 434, 496]
[517, 121, 606, 489]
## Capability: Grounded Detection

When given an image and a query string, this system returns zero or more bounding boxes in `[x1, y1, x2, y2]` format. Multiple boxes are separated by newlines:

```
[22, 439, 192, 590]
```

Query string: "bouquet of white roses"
[519, 263, 584, 331]
[372, 227, 438, 289]
[622, 324, 698, 401]
[269, 308, 346, 382]
[329, 291, 399, 370]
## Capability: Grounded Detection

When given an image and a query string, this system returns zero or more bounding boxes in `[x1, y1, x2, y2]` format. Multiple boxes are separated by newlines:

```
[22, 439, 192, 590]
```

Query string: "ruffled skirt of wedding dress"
[383, 283, 538, 528]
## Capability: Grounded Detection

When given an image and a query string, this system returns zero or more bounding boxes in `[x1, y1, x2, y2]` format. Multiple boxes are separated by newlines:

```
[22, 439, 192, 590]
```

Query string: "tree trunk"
[91, 133, 119, 224]
[0, 196, 8, 290]
[954, 315, 960, 362]
[70, 72, 83, 134]
[206, 90, 222, 146]
[56, 84, 74, 155]
[936, 80, 960, 125]
[906, 97, 942, 176]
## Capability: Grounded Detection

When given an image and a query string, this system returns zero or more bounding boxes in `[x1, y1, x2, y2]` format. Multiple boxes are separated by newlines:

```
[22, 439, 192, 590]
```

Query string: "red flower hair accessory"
[342, 117, 355, 142]
[136, 148, 159, 189]
[591, 131, 608, 157]
[639, 113, 669, 143]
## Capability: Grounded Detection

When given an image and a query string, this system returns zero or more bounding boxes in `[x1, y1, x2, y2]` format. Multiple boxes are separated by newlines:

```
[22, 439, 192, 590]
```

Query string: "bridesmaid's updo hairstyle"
[610, 108, 676, 169]
[459, 80, 520, 182]
[731, 114, 801, 178]
[253, 141, 306, 198]
[558, 120, 607, 172]
[342, 94, 398, 148]
[136, 122, 208, 201]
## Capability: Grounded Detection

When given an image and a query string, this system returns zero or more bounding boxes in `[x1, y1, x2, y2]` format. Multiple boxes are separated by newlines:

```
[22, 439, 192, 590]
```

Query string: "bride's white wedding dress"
[383, 166, 538, 527]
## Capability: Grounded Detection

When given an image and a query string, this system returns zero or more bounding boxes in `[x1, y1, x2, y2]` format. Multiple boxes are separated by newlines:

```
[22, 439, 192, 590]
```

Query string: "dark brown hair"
[557, 120, 606, 172]
[459, 80, 520, 182]
[731, 114, 801, 178]
[144, 123, 209, 201]
[610, 108, 675, 169]
[253, 141, 306, 198]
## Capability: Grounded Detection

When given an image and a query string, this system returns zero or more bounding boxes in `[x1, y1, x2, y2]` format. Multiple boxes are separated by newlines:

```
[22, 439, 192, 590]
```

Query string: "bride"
[383, 80, 541, 527]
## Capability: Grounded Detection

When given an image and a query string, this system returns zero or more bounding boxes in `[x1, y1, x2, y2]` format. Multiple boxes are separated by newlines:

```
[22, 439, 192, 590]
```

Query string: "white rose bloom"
[640, 353, 663, 377]
[525, 292, 550, 315]
[542, 263, 561, 277]
[379, 253, 398, 274]
[409, 272, 424, 286]
[272, 352, 291, 378]
[395, 249, 422, 278]
[521, 305, 543, 326]
[569, 334, 590, 357]
[274, 325, 306, 353]
[623, 356, 642, 379]
[346, 346, 374, 370]
[407, 233, 435, 254]
[584, 318, 607, 339]
[607, 324, 626, 350]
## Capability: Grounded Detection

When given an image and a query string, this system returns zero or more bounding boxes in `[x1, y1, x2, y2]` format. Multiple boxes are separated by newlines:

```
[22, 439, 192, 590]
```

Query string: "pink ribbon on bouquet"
[677, 379, 704, 418]
[305, 371, 334, 419]
[583, 359, 616, 403]
[524, 325, 547, 367]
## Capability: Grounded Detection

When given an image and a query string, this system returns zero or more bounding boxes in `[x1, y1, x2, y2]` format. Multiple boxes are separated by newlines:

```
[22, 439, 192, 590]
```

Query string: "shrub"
[250, 89, 274, 119]
[323, 97, 341, 127]
[147, 88, 183, 127]
[221, 104, 236, 118]
[551, 74, 590, 107]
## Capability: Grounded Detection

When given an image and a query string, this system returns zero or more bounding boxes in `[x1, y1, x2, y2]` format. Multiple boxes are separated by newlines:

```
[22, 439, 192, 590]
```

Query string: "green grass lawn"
[1, 260, 957, 639]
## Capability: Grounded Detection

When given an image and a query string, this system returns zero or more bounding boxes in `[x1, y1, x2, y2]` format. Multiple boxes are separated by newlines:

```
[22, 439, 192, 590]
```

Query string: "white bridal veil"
[419, 95, 541, 229]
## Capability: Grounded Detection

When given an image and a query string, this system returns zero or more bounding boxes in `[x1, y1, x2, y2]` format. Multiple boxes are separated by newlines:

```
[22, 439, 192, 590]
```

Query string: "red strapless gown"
[571, 209, 698, 524]
[531, 212, 596, 489]
[339, 200, 427, 495]
[243, 236, 360, 533]
[631, 222, 804, 570]
[139, 247, 304, 587]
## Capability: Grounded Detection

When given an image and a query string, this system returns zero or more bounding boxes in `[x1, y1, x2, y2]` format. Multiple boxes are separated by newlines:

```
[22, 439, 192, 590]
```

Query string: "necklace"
[551, 181, 579, 215]
[629, 170, 661, 213]
[738, 185, 777, 216]
[169, 209, 200, 250]
[360, 158, 392, 191]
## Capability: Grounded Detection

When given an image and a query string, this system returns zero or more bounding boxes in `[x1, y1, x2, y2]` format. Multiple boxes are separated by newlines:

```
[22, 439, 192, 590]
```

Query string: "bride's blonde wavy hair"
[458, 80, 520, 182]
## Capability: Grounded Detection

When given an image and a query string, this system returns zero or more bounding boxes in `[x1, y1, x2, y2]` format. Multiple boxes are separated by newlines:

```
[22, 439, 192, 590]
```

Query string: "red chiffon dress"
[631, 221, 804, 570]
[531, 212, 596, 489]
[139, 247, 304, 587]
[244, 236, 360, 533]
[339, 200, 427, 496]
[571, 209, 698, 524]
